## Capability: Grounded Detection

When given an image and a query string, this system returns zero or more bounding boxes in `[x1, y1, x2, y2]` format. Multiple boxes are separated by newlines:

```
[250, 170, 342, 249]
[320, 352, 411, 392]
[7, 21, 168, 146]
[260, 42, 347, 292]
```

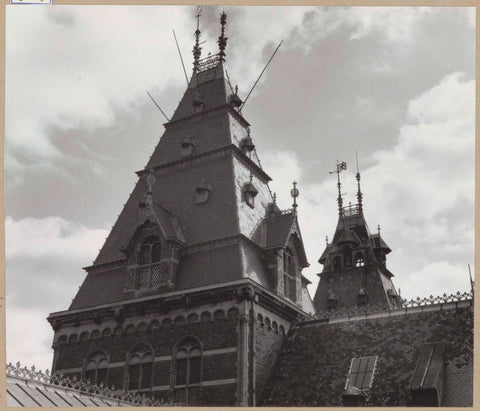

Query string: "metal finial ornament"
[378, 224, 381, 235]
[326, 235, 329, 245]
[329, 160, 347, 216]
[273, 192, 277, 205]
[146, 171, 156, 194]
[218, 11, 228, 61]
[291, 181, 299, 210]
[193, 6, 203, 72]
[249, 172, 253, 183]
[356, 151, 363, 212]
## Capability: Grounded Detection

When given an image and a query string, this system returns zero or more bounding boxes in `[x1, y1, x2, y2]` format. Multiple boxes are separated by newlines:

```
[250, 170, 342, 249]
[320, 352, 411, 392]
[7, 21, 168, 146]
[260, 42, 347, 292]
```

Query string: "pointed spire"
[355, 151, 363, 213]
[218, 10, 228, 61]
[193, 6, 202, 72]
[329, 161, 347, 216]
[291, 181, 299, 211]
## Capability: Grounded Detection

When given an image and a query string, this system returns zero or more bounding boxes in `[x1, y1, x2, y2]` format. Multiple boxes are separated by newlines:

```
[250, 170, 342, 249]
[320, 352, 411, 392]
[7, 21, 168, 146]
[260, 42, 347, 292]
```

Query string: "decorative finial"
[249, 172, 253, 183]
[235, 85, 238, 94]
[356, 151, 363, 213]
[326, 235, 329, 245]
[193, 6, 203, 72]
[273, 192, 277, 205]
[329, 161, 347, 216]
[291, 180, 299, 211]
[146, 170, 156, 194]
[378, 224, 381, 235]
[218, 11, 228, 62]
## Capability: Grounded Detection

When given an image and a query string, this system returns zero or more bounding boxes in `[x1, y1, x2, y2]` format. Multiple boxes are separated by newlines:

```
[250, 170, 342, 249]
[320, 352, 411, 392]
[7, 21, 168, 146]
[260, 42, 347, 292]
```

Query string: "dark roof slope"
[261, 303, 473, 407]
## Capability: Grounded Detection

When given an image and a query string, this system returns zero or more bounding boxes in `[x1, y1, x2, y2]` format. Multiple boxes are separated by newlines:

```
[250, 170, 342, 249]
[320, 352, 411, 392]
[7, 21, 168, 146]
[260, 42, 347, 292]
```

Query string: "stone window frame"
[83, 349, 110, 387]
[172, 336, 203, 405]
[345, 356, 378, 392]
[125, 342, 154, 392]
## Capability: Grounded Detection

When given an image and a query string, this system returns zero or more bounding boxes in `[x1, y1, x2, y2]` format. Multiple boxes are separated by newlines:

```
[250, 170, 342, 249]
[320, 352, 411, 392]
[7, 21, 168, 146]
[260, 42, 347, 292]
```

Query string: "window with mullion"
[175, 346, 202, 405]
[347, 356, 377, 391]
[283, 248, 296, 301]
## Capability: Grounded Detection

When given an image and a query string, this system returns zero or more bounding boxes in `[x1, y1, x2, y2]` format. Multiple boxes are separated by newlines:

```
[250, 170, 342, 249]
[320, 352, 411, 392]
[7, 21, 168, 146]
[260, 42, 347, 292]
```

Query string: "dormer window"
[283, 247, 296, 301]
[243, 180, 258, 208]
[328, 291, 338, 309]
[344, 246, 352, 268]
[358, 287, 368, 305]
[181, 135, 196, 157]
[240, 136, 255, 156]
[192, 91, 205, 113]
[333, 256, 341, 272]
[196, 178, 211, 204]
[138, 236, 162, 288]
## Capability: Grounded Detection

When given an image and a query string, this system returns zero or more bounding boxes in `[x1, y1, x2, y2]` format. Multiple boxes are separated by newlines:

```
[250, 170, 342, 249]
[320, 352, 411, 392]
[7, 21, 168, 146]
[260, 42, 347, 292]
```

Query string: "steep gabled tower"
[48, 13, 315, 407]
[313, 162, 401, 313]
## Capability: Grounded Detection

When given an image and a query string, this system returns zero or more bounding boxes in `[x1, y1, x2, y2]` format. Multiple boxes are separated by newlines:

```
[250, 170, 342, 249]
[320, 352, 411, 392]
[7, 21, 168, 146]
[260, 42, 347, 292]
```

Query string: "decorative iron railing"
[6, 362, 178, 406]
[124, 262, 171, 292]
[316, 290, 473, 320]
[197, 54, 221, 72]
[342, 203, 361, 217]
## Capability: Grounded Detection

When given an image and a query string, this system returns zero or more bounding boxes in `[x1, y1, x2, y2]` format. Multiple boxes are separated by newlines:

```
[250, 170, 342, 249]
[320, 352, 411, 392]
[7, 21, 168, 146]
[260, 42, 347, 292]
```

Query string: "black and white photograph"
[4, 4, 475, 407]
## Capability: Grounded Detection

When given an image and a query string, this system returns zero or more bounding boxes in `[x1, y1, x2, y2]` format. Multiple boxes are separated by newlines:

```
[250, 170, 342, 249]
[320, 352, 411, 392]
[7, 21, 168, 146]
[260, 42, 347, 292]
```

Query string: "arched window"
[174, 337, 202, 405]
[126, 344, 154, 391]
[138, 236, 162, 288]
[344, 246, 352, 268]
[84, 350, 109, 386]
[333, 256, 342, 272]
[355, 252, 365, 267]
[283, 247, 296, 301]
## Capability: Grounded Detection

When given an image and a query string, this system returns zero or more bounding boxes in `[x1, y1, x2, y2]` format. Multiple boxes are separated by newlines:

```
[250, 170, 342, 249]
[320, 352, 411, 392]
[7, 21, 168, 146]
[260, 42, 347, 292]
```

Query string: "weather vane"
[329, 161, 347, 215]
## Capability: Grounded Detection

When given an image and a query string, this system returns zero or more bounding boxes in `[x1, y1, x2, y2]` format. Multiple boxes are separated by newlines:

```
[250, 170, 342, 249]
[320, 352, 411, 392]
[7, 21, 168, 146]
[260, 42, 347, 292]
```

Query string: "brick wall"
[254, 320, 284, 401]
[54, 310, 239, 406]
[261, 305, 473, 406]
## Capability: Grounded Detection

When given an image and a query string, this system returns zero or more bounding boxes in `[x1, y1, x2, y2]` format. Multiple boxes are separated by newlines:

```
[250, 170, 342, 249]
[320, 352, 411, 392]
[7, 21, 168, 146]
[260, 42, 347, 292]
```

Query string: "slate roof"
[252, 211, 309, 267]
[261, 302, 473, 407]
[65, 56, 314, 314]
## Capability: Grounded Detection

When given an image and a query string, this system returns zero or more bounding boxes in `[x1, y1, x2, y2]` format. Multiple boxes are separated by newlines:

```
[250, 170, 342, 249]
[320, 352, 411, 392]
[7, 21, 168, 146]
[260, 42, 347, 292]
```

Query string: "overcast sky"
[5, 6, 475, 371]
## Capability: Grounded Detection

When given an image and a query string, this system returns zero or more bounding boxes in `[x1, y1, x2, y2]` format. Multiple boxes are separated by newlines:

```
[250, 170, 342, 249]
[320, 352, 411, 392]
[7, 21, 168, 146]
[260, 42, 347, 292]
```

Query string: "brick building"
[47, 13, 474, 407]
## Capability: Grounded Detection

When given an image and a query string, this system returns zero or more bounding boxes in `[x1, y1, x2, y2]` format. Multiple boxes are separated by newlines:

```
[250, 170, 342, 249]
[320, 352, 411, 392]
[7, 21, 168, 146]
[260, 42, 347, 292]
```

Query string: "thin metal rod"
[468, 264, 474, 292]
[240, 40, 283, 111]
[355, 150, 359, 174]
[173, 30, 189, 86]
[146, 91, 170, 122]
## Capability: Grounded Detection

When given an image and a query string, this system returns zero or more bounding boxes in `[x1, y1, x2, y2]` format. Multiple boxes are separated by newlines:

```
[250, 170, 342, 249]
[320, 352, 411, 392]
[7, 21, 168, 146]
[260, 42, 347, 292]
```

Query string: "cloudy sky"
[5, 6, 475, 371]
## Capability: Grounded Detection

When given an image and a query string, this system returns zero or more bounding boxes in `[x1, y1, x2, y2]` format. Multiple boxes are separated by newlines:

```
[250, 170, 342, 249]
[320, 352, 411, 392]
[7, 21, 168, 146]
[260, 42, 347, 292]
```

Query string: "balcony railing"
[124, 262, 171, 292]
[197, 54, 221, 73]
[342, 204, 361, 217]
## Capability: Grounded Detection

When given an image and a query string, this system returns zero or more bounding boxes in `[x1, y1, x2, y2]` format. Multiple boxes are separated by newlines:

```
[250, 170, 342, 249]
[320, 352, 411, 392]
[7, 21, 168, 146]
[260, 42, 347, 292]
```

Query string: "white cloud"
[6, 307, 54, 372]
[6, 216, 108, 260]
[279, 72, 474, 299]
[6, 216, 110, 370]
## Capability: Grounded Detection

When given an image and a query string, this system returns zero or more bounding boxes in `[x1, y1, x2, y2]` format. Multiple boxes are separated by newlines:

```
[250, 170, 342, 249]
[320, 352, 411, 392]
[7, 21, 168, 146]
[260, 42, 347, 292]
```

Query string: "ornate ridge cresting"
[316, 290, 473, 319]
[6, 362, 177, 406]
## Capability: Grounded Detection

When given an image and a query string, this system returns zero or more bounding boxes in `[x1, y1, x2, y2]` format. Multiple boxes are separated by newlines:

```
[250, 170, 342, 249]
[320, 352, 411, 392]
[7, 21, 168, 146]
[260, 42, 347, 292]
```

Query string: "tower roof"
[64, 13, 314, 316]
